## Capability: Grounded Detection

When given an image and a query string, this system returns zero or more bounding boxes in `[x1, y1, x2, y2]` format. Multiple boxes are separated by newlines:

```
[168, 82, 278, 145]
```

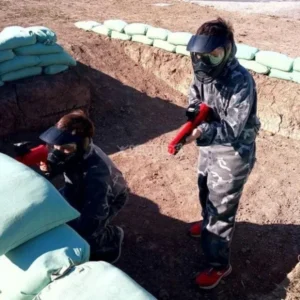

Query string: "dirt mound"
[0, 69, 90, 138]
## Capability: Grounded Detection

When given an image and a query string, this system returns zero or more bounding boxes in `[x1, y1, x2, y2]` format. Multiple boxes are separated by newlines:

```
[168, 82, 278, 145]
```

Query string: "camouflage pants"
[198, 144, 256, 269]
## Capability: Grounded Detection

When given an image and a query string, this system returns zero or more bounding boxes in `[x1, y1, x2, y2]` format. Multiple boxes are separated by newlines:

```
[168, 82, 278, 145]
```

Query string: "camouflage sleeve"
[197, 80, 254, 145]
[188, 76, 202, 106]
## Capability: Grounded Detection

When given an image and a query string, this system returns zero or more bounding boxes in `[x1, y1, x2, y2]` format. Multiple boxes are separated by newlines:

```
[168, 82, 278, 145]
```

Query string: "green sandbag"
[0, 55, 40, 75]
[1, 66, 42, 81]
[132, 35, 153, 46]
[255, 51, 294, 72]
[238, 59, 270, 74]
[92, 25, 112, 37]
[153, 40, 176, 53]
[293, 71, 300, 84]
[269, 69, 293, 81]
[14, 43, 64, 55]
[104, 19, 128, 33]
[27, 26, 57, 45]
[147, 27, 170, 41]
[38, 52, 76, 67]
[293, 58, 300, 72]
[74, 21, 101, 31]
[236, 43, 259, 60]
[36, 262, 157, 300]
[0, 153, 79, 256]
[167, 32, 192, 46]
[124, 23, 149, 36]
[0, 26, 36, 50]
[0, 225, 90, 300]
[176, 45, 190, 56]
[44, 64, 69, 75]
[0, 49, 14, 63]
[111, 31, 131, 41]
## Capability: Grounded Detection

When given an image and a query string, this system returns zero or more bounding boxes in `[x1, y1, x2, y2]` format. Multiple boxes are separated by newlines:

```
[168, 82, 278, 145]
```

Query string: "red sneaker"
[195, 265, 232, 289]
[188, 221, 202, 238]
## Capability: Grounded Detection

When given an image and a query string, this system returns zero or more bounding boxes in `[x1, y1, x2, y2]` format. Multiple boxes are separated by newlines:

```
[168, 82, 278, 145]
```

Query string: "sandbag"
[0, 80, 4, 86]
[0, 49, 14, 63]
[74, 21, 101, 31]
[0, 26, 36, 50]
[269, 69, 294, 81]
[293, 58, 300, 72]
[0, 55, 40, 75]
[27, 26, 57, 45]
[0, 225, 90, 300]
[132, 35, 153, 46]
[14, 43, 64, 56]
[44, 64, 69, 75]
[293, 71, 300, 84]
[103, 19, 127, 33]
[153, 40, 176, 53]
[255, 51, 294, 72]
[236, 43, 259, 60]
[175, 45, 189, 56]
[238, 59, 270, 74]
[147, 27, 170, 41]
[1, 66, 42, 82]
[111, 31, 131, 41]
[35, 262, 157, 300]
[92, 25, 112, 37]
[38, 52, 76, 67]
[167, 32, 192, 46]
[0, 153, 80, 255]
[124, 23, 149, 36]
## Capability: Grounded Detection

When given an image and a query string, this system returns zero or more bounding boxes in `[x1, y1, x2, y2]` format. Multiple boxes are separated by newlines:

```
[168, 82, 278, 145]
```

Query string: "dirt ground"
[0, 0, 300, 299]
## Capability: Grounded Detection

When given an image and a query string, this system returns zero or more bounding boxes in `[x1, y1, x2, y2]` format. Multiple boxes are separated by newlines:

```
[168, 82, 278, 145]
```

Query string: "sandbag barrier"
[0, 26, 76, 86]
[75, 19, 300, 84]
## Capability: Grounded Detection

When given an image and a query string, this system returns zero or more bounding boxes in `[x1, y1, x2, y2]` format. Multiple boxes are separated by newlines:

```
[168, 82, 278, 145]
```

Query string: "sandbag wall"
[0, 26, 76, 86]
[75, 19, 300, 84]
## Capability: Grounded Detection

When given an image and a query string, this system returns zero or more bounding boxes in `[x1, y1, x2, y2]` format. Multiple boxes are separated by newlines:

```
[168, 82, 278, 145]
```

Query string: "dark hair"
[196, 17, 234, 43]
[56, 109, 95, 138]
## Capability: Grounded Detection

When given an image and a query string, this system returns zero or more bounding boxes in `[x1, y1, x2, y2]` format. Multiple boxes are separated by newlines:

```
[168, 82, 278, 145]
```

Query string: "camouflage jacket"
[188, 44, 261, 156]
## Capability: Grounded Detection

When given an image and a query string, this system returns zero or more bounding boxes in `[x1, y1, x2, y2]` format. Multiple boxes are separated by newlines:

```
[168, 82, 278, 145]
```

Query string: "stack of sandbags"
[0, 26, 76, 86]
[0, 153, 90, 300]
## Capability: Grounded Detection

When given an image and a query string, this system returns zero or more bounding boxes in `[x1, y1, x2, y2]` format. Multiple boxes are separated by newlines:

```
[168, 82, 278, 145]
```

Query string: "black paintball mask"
[187, 34, 233, 83]
[39, 126, 85, 177]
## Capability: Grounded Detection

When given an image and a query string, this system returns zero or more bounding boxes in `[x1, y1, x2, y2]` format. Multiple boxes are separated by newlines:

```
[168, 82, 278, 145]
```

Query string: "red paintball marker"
[168, 103, 210, 155]
[14, 142, 48, 167]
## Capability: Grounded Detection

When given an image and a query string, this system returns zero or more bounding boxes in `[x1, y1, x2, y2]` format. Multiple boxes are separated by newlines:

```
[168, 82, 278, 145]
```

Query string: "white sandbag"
[35, 262, 157, 300]
[74, 21, 101, 31]
[0, 56, 40, 75]
[147, 27, 170, 41]
[1, 66, 42, 82]
[44, 64, 69, 75]
[255, 51, 294, 72]
[124, 23, 149, 36]
[92, 25, 112, 37]
[236, 44, 259, 60]
[111, 31, 131, 41]
[269, 69, 294, 81]
[293, 58, 300, 72]
[175, 45, 189, 56]
[0, 225, 90, 300]
[0, 49, 14, 63]
[103, 19, 127, 33]
[238, 59, 270, 74]
[132, 35, 153, 46]
[167, 32, 192, 46]
[0, 26, 36, 50]
[153, 40, 176, 52]
[293, 71, 300, 84]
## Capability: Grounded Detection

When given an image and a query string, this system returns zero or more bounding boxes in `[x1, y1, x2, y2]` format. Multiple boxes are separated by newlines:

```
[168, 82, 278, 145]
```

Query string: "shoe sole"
[111, 226, 124, 264]
[188, 233, 201, 239]
[197, 265, 232, 290]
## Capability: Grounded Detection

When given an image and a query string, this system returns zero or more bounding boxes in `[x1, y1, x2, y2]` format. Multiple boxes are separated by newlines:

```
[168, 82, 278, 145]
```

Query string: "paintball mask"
[187, 34, 232, 83]
[39, 126, 84, 177]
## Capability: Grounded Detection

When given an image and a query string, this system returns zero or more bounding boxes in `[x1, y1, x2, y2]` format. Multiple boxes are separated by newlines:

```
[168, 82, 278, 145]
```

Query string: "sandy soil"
[0, 0, 299, 299]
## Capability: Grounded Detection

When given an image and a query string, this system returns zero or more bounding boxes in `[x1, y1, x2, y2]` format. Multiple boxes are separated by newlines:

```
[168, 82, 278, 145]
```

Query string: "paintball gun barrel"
[168, 103, 210, 155]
